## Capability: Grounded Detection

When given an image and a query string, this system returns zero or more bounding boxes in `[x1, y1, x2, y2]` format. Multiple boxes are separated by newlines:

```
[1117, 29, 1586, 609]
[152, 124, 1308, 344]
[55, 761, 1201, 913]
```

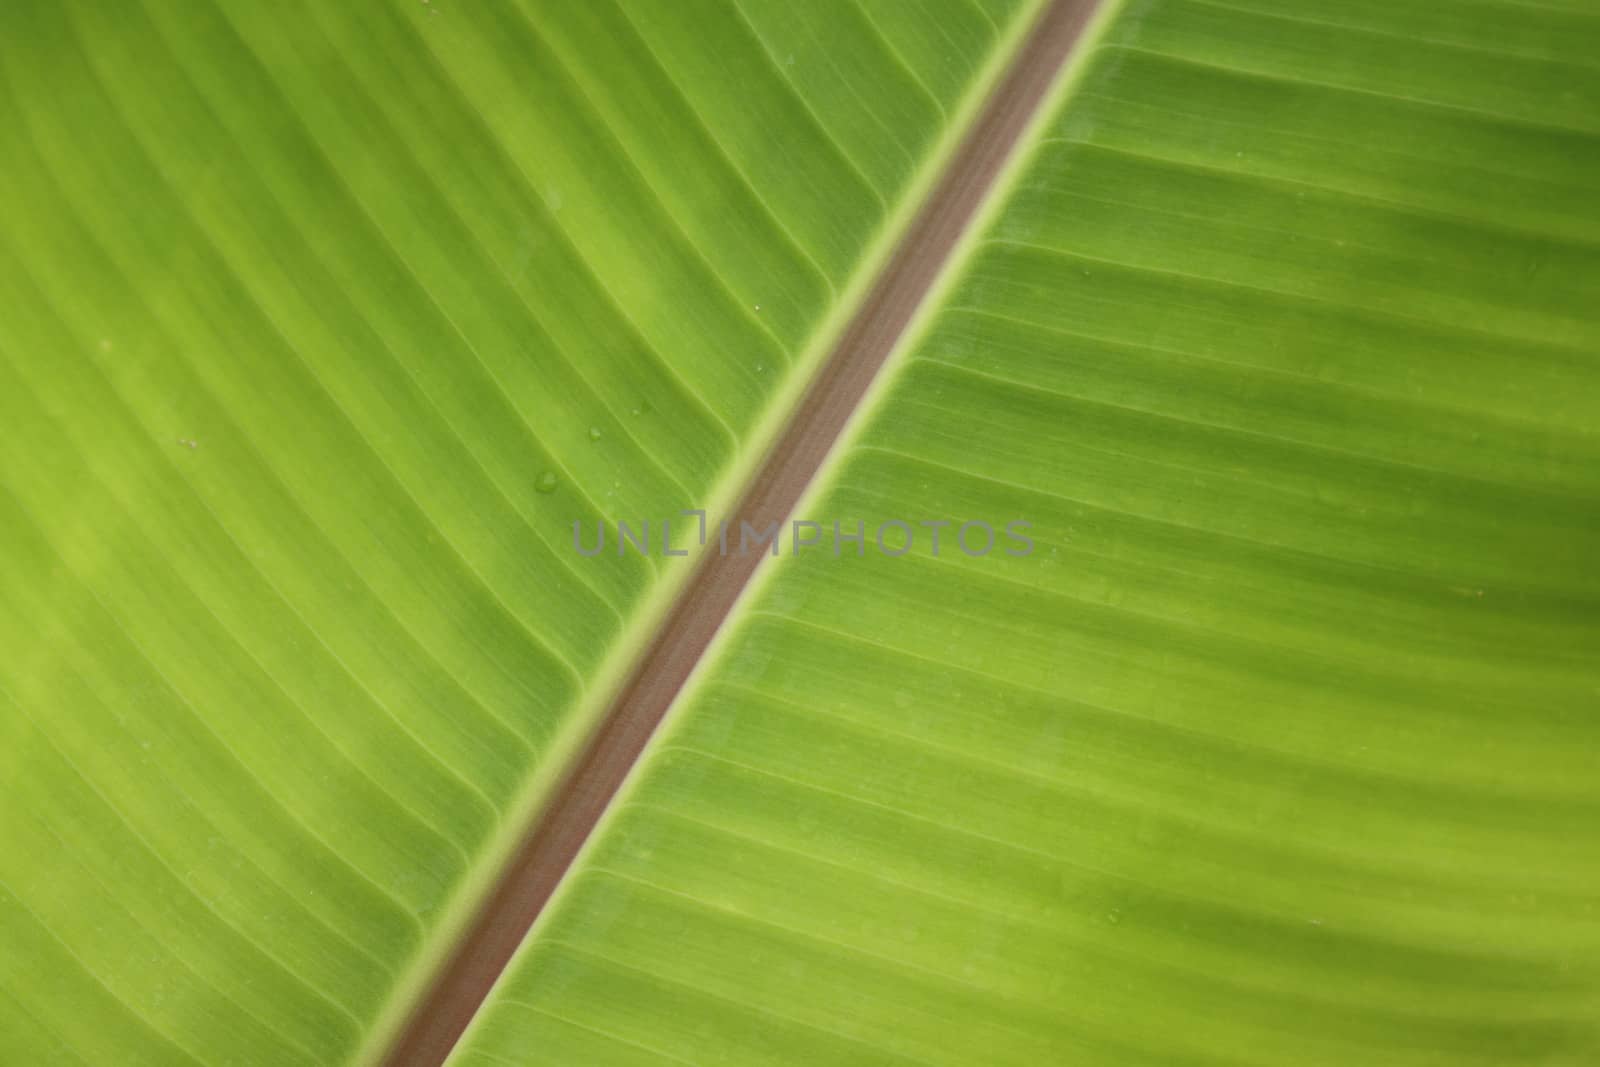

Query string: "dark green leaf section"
[454, 2, 1600, 1064]
[0, 1, 1037, 1063]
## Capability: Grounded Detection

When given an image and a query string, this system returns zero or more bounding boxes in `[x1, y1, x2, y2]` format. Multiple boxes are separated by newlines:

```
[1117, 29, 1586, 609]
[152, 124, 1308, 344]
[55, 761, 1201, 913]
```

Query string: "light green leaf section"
[452, 1, 1600, 1064]
[0, 1, 1039, 1063]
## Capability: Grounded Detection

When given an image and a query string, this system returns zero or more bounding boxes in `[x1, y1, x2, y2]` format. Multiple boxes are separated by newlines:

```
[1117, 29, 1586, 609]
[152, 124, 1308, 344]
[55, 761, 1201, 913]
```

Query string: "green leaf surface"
[0, 1, 1039, 1063]
[450, 1, 1600, 1064]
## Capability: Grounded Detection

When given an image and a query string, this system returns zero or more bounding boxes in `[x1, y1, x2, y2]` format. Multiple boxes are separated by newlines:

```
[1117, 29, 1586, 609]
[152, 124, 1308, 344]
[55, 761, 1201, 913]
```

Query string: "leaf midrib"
[374, 2, 1109, 1063]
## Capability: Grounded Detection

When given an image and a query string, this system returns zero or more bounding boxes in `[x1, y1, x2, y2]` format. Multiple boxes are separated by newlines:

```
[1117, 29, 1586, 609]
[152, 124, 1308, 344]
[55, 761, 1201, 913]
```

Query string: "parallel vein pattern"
[0, 1, 1040, 1063]
[452, 1, 1600, 1064]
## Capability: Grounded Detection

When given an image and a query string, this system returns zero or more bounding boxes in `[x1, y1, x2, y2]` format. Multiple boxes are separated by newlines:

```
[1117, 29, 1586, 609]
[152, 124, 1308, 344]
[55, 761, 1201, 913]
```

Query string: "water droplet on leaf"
[536, 471, 558, 494]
